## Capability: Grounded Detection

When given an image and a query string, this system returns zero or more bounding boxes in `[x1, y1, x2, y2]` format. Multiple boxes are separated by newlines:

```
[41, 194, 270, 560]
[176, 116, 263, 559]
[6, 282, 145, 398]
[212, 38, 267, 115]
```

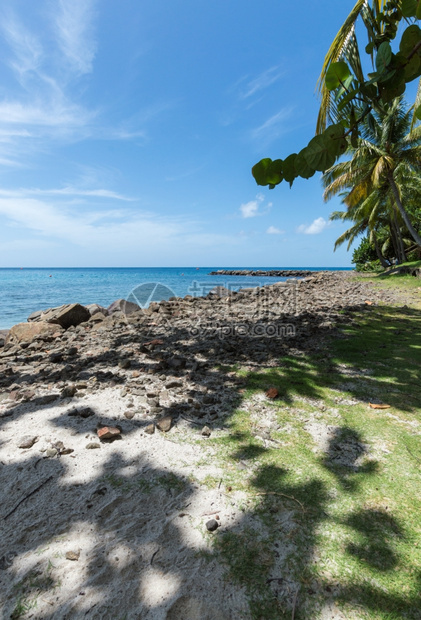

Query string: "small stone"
[124, 410, 135, 420]
[131, 370, 141, 378]
[46, 448, 58, 458]
[119, 359, 131, 369]
[61, 384, 77, 398]
[156, 416, 173, 432]
[201, 426, 211, 437]
[265, 387, 279, 399]
[86, 442, 101, 449]
[18, 436, 38, 449]
[144, 423, 155, 435]
[97, 426, 121, 440]
[206, 519, 219, 532]
[65, 550, 80, 561]
[60, 448, 74, 455]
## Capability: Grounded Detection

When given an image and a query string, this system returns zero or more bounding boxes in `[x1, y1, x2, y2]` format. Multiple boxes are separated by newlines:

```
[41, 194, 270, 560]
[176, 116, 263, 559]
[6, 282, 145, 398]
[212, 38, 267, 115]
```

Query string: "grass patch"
[206, 301, 421, 619]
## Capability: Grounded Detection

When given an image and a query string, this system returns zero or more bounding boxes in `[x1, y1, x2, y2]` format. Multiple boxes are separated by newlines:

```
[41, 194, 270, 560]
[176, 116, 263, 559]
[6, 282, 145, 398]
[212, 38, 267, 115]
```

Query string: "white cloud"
[297, 217, 329, 235]
[266, 226, 284, 235]
[239, 193, 272, 219]
[55, 0, 97, 75]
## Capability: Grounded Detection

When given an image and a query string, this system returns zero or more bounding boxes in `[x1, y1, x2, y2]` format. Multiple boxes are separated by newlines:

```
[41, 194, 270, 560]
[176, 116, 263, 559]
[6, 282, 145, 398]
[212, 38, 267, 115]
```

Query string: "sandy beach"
[0, 272, 415, 619]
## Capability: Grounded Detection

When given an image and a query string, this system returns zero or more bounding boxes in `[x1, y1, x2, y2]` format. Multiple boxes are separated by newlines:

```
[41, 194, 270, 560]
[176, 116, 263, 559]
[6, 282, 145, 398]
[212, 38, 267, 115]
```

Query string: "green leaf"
[325, 61, 351, 91]
[324, 123, 346, 157]
[399, 25, 421, 57]
[365, 42, 375, 55]
[337, 88, 359, 112]
[401, 0, 417, 17]
[415, 103, 421, 120]
[303, 135, 336, 172]
[376, 42, 392, 73]
[266, 159, 283, 186]
[294, 150, 315, 179]
[282, 154, 298, 186]
[379, 72, 406, 103]
[252, 158, 272, 186]
[403, 53, 421, 81]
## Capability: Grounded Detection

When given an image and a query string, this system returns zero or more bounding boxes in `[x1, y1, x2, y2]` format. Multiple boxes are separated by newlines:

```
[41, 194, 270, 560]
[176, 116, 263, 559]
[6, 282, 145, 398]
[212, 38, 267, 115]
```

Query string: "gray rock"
[107, 299, 141, 316]
[18, 436, 38, 449]
[205, 519, 219, 532]
[86, 442, 101, 449]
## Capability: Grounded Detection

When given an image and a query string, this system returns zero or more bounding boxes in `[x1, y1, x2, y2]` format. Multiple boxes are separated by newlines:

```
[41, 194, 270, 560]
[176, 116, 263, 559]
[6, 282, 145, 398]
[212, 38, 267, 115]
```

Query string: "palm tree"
[316, 0, 387, 134]
[323, 98, 421, 248]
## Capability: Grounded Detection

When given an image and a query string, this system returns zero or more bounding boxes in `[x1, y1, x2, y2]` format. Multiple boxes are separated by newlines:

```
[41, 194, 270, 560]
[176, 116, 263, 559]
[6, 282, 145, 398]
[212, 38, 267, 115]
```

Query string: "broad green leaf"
[403, 53, 421, 81]
[379, 72, 406, 103]
[399, 25, 421, 57]
[295, 150, 315, 179]
[282, 154, 298, 186]
[303, 135, 336, 172]
[266, 159, 283, 186]
[376, 42, 392, 73]
[365, 42, 375, 55]
[252, 158, 272, 186]
[401, 0, 417, 17]
[324, 123, 346, 157]
[325, 61, 351, 91]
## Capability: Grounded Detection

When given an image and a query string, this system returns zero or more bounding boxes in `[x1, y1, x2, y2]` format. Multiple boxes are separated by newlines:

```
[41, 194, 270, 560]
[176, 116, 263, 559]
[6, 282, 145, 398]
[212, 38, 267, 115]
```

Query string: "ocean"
[0, 267, 352, 330]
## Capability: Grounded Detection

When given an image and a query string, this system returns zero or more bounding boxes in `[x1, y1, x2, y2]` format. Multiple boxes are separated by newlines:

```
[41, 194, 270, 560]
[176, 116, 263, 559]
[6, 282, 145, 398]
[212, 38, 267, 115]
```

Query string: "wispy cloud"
[297, 217, 330, 235]
[240, 65, 285, 100]
[55, 0, 97, 75]
[251, 107, 295, 147]
[239, 193, 272, 218]
[266, 225, 284, 234]
[0, 186, 134, 201]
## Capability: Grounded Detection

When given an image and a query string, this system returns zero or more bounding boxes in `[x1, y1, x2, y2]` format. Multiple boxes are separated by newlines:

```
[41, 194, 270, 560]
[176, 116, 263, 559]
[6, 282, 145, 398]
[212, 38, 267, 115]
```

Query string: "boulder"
[6, 321, 64, 345]
[107, 298, 141, 316]
[85, 303, 108, 317]
[0, 329, 8, 347]
[27, 303, 90, 329]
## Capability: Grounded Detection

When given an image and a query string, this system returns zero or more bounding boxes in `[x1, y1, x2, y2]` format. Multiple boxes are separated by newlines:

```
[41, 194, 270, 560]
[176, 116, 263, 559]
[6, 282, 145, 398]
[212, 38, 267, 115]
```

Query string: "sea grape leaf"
[325, 61, 351, 91]
[403, 52, 421, 81]
[282, 154, 298, 186]
[379, 72, 406, 102]
[399, 24, 421, 57]
[252, 158, 272, 186]
[376, 42, 392, 73]
[324, 123, 346, 157]
[295, 149, 316, 179]
[401, 0, 417, 17]
[303, 135, 336, 172]
[266, 159, 283, 186]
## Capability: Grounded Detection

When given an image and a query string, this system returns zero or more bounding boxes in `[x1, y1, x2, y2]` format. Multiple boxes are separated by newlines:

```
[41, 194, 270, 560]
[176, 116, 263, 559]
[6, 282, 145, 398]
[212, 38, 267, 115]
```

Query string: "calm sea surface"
[0, 267, 352, 330]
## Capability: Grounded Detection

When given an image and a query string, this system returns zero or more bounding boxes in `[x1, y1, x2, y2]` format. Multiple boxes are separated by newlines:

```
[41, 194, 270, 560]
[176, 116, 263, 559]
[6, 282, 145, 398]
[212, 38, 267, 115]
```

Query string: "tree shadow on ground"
[0, 300, 420, 617]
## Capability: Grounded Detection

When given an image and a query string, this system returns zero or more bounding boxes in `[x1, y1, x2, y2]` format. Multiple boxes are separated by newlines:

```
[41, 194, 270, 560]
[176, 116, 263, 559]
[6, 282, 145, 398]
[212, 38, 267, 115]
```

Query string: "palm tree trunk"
[393, 212, 407, 263]
[373, 233, 389, 268]
[387, 171, 421, 247]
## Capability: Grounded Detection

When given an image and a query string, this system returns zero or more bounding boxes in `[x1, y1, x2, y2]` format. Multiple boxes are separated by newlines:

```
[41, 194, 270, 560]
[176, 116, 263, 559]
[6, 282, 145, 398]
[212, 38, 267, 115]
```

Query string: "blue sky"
[0, 1, 363, 267]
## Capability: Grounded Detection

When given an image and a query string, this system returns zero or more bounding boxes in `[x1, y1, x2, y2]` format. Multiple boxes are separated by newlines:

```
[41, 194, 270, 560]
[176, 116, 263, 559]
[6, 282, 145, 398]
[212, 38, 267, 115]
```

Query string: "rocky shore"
[0, 272, 403, 619]
[208, 269, 315, 277]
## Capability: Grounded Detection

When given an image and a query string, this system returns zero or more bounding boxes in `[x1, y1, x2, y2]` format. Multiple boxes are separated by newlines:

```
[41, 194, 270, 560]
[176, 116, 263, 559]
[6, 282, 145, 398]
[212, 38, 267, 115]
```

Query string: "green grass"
[204, 301, 421, 619]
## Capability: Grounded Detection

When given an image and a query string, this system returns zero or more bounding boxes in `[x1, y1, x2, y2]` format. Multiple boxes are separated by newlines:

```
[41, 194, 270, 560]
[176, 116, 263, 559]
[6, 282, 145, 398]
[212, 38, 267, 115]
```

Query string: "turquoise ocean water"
[0, 267, 352, 330]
